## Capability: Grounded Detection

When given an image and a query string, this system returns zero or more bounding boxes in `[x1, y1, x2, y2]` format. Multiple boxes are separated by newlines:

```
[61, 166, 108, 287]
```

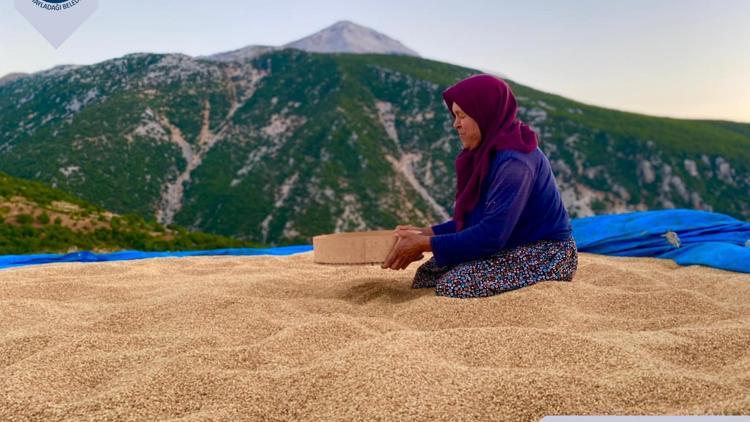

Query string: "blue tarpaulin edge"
[571, 208, 750, 274]
[0, 245, 314, 270]
[2, 209, 749, 273]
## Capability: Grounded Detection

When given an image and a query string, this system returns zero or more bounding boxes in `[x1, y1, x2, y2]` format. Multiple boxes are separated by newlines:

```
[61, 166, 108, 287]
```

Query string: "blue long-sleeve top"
[429, 147, 572, 267]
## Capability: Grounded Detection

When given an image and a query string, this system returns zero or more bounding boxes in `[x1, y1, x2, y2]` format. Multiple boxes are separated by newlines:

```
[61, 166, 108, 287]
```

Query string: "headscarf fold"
[442, 74, 538, 231]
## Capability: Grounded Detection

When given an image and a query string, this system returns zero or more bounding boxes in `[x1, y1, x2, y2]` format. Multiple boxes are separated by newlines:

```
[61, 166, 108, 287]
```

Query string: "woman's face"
[451, 102, 482, 150]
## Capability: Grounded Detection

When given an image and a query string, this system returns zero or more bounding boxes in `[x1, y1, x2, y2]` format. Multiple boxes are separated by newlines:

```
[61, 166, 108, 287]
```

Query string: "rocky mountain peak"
[204, 20, 420, 62]
[284, 20, 420, 56]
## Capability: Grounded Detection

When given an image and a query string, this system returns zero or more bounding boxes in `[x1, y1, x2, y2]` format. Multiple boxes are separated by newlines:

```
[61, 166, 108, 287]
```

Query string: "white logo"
[15, 0, 99, 48]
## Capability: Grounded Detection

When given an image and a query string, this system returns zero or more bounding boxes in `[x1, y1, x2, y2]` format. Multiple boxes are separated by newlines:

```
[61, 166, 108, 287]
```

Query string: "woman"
[381, 74, 578, 299]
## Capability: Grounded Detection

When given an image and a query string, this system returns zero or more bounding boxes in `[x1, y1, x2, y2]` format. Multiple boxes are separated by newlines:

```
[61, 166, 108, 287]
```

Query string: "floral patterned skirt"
[412, 236, 578, 298]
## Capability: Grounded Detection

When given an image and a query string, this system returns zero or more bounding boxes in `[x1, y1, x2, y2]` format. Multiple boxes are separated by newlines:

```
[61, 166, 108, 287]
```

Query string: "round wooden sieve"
[312, 230, 398, 265]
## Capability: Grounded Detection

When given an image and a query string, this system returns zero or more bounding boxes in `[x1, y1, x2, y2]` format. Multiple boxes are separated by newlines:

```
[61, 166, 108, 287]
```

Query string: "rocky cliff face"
[1, 50, 748, 245]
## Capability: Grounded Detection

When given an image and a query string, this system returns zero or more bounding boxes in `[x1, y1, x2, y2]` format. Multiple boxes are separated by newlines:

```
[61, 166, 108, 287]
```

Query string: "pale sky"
[1, 0, 748, 123]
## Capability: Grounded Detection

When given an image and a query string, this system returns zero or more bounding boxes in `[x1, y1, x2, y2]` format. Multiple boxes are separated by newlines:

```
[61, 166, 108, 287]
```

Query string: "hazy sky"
[2, 0, 748, 122]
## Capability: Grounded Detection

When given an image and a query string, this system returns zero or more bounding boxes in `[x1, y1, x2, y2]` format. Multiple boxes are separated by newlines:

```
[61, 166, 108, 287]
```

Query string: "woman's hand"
[381, 229, 431, 270]
[394, 224, 434, 236]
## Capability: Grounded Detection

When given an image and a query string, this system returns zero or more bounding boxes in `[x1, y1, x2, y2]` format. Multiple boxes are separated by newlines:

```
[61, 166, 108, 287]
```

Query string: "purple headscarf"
[442, 74, 539, 231]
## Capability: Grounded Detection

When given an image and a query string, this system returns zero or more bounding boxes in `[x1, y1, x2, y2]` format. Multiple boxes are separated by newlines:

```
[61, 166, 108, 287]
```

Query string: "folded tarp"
[571, 209, 750, 274]
[0, 245, 314, 270]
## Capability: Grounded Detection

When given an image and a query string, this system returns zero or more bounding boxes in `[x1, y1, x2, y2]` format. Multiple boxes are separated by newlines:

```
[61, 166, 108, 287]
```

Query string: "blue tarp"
[0, 245, 314, 270]
[572, 209, 750, 274]
[1, 209, 749, 273]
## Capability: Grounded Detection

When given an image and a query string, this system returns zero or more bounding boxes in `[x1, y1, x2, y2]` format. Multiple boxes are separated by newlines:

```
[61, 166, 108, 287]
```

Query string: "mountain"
[203, 45, 276, 63]
[0, 72, 29, 86]
[0, 170, 262, 254]
[0, 49, 748, 247]
[284, 20, 420, 56]
[203, 20, 419, 62]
